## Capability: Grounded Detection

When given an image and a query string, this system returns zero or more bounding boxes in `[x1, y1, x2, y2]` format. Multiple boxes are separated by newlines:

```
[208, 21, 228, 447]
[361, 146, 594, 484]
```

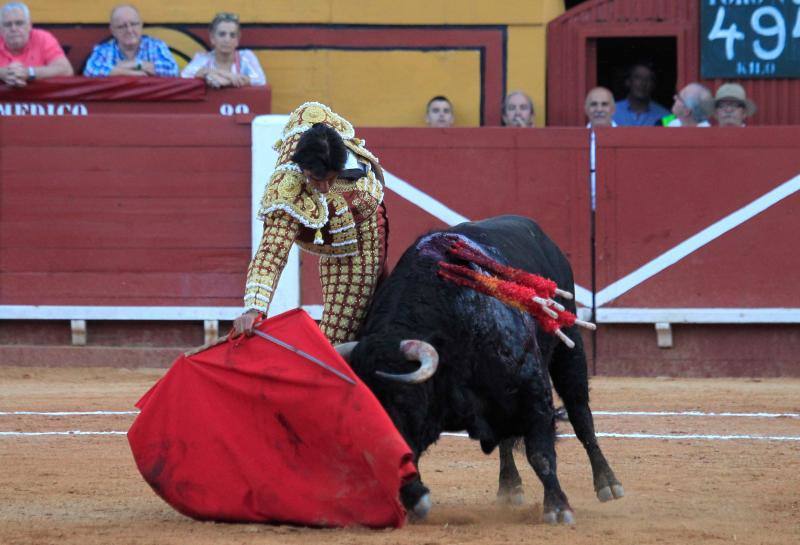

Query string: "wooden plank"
[0, 116, 251, 147]
[1, 196, 251, 221]
[1, 219, 248, 248]
[1, 146, 250, 173]
[1, 272, 245, 299]
[2, 171, 252, 198]
[1, 248, 249, 273]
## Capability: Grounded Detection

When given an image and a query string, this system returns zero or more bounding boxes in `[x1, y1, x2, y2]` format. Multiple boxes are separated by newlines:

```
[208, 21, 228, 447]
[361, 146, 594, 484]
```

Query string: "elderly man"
[0, 2, 73, 87]
[83, 4, 177, 77]
[425, 95, 454, 128]
[585, 87, 616, 128]
[714, 83, 756, 127]
[502, 91, 535, 127]
[666, 82, 714, 127]
[612, 63, 670, 126]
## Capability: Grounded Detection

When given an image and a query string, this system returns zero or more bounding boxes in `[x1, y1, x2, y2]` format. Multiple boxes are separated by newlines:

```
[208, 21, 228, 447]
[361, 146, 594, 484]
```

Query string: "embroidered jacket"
[244, 102, 385, 313]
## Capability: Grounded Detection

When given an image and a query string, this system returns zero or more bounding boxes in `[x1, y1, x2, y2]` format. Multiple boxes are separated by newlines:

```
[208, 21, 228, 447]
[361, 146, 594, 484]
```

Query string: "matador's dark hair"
[290, 123, 348, 180]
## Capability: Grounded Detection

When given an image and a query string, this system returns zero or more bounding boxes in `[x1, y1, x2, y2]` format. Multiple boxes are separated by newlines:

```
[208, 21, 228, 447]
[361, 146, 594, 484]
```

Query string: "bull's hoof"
[542, 508, 575, 525]
[597, 484, 625, 502]
[410, 493, 432, 520]
[497, 485, 524, 506]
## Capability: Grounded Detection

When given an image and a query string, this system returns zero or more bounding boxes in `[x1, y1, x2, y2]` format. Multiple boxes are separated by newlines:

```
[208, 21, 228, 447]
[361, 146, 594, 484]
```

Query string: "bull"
[336, 215, 623, 524]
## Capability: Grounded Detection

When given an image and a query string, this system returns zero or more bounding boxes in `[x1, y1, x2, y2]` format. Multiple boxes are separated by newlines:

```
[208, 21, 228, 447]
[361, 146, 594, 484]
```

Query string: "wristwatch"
[135, 61, 142, 71]
[27, 66, 36, 80]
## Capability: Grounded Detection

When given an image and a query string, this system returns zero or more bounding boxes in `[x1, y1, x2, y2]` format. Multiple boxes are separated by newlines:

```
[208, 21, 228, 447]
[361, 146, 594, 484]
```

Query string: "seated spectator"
[425, 95, 454, 127]
[585, 87, 616, 128]
[83, 4, 178, 77]
[502, 91, 535, 127]
[714, 83, 756, 127]
[613, 62, 670, 126]
[666, 83, 714, 127]
[0, 2, 73, 87]
[181, 12, 266, 88]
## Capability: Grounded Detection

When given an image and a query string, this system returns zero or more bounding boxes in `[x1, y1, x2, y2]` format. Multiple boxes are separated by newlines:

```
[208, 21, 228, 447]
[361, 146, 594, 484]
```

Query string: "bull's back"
[448, 215, 574, 289]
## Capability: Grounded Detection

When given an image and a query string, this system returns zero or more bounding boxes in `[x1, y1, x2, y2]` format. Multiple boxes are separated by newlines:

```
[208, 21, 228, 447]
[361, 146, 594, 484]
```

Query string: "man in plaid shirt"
[83, 4, 177, 77]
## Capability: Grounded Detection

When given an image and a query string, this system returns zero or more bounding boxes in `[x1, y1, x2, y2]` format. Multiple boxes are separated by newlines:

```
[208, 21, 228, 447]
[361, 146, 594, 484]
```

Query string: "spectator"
[714, 83, 756, 127]
[666, 83, 714, 127]
[181, 12, 266, 88]
[612, 63, 670, 126]
[502, 91, 535, 127]
[83, 4, 178, 77]
[0, 2, 73, 87]
[425, 95, 454, 127]
[585, 87, 616, 128]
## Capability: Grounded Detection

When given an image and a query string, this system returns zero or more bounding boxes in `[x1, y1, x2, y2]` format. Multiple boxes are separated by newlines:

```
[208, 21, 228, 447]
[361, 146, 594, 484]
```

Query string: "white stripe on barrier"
[595, 173, 800, 307]
[383, 170, 470, 227]
[0, 306, 244, 320]
[596, 308, 800, 323]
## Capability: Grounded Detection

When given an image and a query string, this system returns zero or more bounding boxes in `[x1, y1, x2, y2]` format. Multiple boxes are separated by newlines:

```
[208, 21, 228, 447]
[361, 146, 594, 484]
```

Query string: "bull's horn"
[375, 340, 439, 384]
[335, 341, 359, 362]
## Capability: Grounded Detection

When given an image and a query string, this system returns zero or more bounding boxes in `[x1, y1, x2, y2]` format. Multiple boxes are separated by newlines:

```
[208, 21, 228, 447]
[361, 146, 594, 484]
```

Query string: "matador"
[234, 102, 388, 344]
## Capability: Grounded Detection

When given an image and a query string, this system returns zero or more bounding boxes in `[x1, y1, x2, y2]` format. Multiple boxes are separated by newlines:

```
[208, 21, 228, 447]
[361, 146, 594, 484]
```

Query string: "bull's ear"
[335, 341, 359, 362]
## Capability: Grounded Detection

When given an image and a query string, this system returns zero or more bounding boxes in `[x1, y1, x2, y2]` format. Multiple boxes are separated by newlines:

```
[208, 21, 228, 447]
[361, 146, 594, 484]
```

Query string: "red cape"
[128, 309, 417, 528]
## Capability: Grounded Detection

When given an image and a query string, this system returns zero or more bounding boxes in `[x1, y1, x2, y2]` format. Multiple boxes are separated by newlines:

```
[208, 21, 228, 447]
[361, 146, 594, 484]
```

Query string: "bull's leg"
[497, 438, 524, 505]
[400, 477, 431, 520]
[549, 330, 624, 502]
[522, 405, 574, 524]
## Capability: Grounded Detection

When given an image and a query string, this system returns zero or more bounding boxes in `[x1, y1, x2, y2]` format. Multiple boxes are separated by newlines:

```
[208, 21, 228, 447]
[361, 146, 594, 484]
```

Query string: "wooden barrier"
[0, 78, 271, 116]
[1, 117, 798, 375]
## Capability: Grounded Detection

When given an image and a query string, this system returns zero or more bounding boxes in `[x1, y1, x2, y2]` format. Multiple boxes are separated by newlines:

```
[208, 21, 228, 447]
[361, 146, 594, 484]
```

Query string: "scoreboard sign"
[701, 1, 800, 78]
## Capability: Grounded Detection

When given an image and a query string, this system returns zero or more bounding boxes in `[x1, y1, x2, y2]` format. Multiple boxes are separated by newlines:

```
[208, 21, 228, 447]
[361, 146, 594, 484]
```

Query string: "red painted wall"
[0, 115, 253, 307]
[1, 118, 798, 375]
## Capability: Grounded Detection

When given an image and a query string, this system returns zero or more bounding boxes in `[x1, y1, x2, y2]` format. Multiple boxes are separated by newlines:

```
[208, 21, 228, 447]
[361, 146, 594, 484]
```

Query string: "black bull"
[336, 215, 623, 524]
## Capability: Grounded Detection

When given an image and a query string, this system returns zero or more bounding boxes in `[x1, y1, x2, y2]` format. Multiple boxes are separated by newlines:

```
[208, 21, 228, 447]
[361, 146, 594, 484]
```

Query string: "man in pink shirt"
[0, 2, 73, 87]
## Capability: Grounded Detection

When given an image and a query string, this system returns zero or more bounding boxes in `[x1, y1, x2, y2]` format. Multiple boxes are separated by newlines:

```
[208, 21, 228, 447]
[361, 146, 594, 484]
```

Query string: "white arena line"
[0, 411, 138, 416]
[593, 410, 800, 418]
[2, 430, 799, 442]
[0, 431, 127, 436]
[2, 409, 798, 418]
[442, 432, 800, 442]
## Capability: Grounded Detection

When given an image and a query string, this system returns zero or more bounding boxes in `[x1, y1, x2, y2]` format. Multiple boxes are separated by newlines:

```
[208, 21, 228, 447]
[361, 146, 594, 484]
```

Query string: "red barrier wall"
[299, 128, 592, 304]
[1, 118, 798, 375]
[0, 78, 271, 116]
[596, 127, 800, 309]
[0, 115, 252, 307]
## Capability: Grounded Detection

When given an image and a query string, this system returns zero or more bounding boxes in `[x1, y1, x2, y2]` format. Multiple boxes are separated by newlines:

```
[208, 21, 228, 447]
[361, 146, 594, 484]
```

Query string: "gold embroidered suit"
[244, 102, 388, 344]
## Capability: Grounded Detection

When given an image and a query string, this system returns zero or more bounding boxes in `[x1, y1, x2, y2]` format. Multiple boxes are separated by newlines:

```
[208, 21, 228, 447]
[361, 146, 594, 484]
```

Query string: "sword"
[251, 329, 356, 385]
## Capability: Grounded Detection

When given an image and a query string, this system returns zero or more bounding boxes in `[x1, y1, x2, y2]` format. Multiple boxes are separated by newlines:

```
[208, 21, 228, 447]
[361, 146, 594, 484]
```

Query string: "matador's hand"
[232, 309, 261, 336]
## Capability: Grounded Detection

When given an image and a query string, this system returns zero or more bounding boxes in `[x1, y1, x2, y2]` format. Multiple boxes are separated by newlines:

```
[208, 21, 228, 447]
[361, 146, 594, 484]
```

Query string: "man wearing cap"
[714, 83, 756, 127]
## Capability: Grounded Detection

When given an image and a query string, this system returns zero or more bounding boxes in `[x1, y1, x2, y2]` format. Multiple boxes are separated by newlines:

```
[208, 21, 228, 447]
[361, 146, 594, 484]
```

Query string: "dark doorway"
[596, 37, 677, 113]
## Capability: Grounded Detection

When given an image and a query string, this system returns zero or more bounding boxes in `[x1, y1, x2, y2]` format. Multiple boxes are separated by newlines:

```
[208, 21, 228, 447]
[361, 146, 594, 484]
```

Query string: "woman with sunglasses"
[181, 12, 265, 88]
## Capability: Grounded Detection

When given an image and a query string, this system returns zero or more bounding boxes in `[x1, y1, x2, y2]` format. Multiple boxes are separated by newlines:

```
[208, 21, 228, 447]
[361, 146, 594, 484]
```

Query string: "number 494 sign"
[701, 1, 800, 78]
